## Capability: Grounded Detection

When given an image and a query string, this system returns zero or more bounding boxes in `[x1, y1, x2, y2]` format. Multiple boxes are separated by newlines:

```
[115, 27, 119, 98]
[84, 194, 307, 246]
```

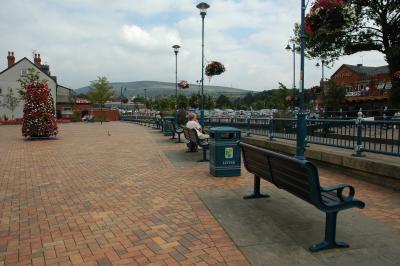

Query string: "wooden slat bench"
[186, 127, 209, 162]
[183, 127, 198, 152]
[239, 142, 365, 252]
[167, 121, 183, 143]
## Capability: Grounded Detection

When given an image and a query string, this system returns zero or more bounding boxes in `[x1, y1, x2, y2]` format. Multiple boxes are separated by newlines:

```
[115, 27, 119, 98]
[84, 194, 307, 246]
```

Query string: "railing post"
[352, 111, 365, 157]
[305, 117, 310, 147]
[269, 118, 274, 141]
[246, 117, 251, 136]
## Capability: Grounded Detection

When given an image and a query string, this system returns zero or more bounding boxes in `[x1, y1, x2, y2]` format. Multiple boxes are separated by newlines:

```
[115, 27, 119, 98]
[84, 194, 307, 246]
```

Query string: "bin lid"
[210, 126, 241, 133]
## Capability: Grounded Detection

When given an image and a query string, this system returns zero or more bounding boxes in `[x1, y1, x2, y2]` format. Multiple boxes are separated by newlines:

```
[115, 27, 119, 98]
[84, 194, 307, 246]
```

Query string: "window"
[62, 107, 73, 115]
[20, 69, 28, 76]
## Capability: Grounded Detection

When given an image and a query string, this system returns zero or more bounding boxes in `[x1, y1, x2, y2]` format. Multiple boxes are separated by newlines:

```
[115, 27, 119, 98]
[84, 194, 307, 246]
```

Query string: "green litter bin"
[162, 116, 175, 136]
[209, 127, 241, 177]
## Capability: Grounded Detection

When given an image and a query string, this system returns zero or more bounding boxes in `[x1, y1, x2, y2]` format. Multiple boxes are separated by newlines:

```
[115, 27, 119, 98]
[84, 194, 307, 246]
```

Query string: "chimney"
[7, 51, 15, 67]
[34, 53, 41, 66]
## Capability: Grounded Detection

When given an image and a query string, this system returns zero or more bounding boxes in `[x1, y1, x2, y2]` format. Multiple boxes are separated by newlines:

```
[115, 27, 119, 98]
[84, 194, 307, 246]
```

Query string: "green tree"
[321, 80, 346, 111]
[189, 93, 200, 108]
[215, 94, 232, 109]
[243, 92, 255, 106]
[177, 94, 188, 109]
[204, 95, 215, 110]
[269, 83, 290, 109]
[2, 88, 20, 120]
[294, 0, 400, 107]
[133, 96, 146, 103]
[252, 100, 265, 110]
[88, 76, 115, 124]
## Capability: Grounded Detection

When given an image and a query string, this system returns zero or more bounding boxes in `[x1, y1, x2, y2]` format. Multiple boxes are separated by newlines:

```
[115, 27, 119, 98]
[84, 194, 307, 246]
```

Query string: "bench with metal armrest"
[239, 142, 365, 252]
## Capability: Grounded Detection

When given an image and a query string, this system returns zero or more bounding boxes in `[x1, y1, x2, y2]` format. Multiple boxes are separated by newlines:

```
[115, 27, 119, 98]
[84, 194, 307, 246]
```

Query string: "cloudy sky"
[0, 0, 387, 91]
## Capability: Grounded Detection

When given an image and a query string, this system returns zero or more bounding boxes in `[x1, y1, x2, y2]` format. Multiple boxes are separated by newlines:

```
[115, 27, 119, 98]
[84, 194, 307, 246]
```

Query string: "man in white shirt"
[186, 113, 209, 140]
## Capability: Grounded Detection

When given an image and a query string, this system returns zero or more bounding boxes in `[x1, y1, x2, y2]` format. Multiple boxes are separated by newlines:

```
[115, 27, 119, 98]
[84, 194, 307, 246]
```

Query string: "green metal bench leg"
[175, 133, 183, 143]
[309, 212, 349, 252]
[244, 175, 269, 199]
[197, 148, 209, 162]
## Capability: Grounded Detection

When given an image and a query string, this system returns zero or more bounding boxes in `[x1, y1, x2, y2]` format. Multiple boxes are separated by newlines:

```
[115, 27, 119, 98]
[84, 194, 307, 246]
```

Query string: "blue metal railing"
[121, 114, 400, 156]
[204, 117, 400, 157]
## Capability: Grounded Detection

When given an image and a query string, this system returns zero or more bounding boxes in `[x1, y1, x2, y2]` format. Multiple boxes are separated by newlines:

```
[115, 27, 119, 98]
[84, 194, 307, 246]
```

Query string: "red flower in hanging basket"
[305, 0, 354, 36]
[178, 80, 189, 89]
[394, 70, 400, 80]
[205, 61, 225, 77]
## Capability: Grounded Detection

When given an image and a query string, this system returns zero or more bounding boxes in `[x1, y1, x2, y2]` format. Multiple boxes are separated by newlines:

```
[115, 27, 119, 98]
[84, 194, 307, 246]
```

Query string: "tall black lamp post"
[120, 87, 126, 110]
[196, 2, 210, 127]
[172, 44, 180, 124]
[285, 42, 297, 107]
[296, 0, 307, 160]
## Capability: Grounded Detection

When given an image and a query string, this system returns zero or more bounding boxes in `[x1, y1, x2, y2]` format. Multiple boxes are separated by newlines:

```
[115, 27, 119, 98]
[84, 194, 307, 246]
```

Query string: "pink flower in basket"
[178, 80, 189, 89]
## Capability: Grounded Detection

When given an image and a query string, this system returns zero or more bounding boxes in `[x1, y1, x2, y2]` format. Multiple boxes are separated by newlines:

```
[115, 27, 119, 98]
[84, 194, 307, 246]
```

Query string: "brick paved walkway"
[0, 122, 399, 266]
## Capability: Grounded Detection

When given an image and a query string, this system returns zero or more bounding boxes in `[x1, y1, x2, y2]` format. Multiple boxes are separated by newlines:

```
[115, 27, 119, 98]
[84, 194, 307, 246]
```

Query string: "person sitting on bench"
[185, 113, 209, 140]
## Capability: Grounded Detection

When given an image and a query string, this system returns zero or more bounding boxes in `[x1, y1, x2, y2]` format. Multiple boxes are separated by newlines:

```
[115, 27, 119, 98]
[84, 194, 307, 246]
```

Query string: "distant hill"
[75, 81, 250, 98]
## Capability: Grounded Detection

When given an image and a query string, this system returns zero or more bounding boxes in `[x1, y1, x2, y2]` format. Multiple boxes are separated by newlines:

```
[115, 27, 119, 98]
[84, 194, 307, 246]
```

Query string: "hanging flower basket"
[394, 70, 400, 80]
[205, 61, 226, 77]
[305, 0, 354, 36]
[178, 80, 189, 89]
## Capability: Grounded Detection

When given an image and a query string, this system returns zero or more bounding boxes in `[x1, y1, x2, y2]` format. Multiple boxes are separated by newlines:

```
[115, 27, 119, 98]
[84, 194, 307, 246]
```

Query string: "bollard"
[352, 111, 365, 157]
[269, 118, 274, 141]
[246, 117, 251, 137]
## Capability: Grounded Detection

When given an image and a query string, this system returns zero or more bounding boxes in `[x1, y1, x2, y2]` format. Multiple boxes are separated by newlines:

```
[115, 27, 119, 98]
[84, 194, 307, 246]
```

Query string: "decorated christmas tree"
[22, 80, 58, 138]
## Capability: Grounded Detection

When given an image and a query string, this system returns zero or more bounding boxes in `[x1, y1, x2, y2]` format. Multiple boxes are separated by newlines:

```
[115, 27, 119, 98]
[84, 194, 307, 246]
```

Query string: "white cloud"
[122, 25, 181, 50]
[0, 0, 388, 91]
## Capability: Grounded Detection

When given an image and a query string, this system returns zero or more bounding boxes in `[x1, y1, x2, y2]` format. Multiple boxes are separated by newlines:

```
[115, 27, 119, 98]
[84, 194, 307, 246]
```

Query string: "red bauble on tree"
[22, 81, 58, 138]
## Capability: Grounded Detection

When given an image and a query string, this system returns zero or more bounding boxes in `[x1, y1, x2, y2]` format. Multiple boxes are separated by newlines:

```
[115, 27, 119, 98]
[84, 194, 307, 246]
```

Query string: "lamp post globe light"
[172, 44, 180, 124]
[296, 0, 307, 160]
[285, 42, 297, 107]
[316, 59, 326, 83]
[196, 2, 210, 127]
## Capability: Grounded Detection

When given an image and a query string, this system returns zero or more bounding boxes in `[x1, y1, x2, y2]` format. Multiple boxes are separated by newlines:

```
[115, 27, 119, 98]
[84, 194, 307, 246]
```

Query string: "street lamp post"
[120, 87, 126, 110]
[296, 0, 307, 160]
[285, 42, 297, 107]
[316, 59, 326, 83]
[196, 2, 210, 127]
[172, 44, 180, 124]
[316, 60, 326, 115]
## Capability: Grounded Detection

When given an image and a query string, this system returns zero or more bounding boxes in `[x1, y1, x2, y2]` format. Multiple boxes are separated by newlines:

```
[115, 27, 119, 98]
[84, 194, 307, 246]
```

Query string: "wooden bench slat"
[239, 141, 366, 252]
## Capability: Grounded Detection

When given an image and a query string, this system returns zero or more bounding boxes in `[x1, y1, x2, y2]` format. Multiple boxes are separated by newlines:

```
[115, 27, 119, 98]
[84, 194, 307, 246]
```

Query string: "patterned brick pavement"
[0, 122, 399, 265]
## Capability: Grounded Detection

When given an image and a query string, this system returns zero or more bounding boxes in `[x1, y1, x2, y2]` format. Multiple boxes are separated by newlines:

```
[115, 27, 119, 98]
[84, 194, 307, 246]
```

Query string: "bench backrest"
[167, 120, 175, 132]
[239, 142, 321, 206]
[183, 127, 191, 141]
[187, 128, 199, 143]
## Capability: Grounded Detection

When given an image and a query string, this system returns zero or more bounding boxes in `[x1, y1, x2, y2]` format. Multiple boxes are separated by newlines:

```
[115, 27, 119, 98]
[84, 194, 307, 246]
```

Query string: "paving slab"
[198, 187, 400, 266]
[1, 122, 399, 266]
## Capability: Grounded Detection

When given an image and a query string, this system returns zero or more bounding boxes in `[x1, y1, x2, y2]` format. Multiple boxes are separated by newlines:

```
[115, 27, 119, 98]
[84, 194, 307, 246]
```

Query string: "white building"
[0, 52, 57, 120]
